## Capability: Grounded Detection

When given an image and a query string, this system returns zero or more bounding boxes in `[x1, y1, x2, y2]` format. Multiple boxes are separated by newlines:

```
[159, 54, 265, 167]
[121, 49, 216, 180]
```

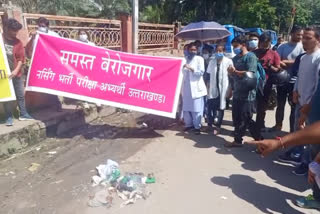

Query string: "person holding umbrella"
[182, 43, 207, 135]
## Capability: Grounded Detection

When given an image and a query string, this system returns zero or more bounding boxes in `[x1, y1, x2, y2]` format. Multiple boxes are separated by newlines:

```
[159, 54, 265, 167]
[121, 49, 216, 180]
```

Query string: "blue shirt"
[277, 42, 304, 82]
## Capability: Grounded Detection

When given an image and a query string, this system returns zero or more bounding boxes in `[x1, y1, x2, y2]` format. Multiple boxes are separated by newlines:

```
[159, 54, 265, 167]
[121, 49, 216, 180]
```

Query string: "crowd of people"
[1, 17, 96, 126]
[2, 15, 320, 211]
[181, 25, 320, 210]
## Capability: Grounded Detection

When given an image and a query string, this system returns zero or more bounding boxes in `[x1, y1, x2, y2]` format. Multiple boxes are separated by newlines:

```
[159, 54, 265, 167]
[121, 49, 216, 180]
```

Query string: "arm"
[206, 59, 214, 74]
[10, 41, 25, 79]
[9, 61, 23, 79]
[249, 121, 320, 156]
[25, 38, 34, 59]
[298, 64, 320, 128]
[303, 63, 320, 106]
[224, 60, 232, 91]
[281, 59, 295, 66]
[25, 32, 37, 59]
[191, 56, 205, 77]
[269, 52, 281, 72]
[276, 45, 292, 68]
[232, 54, 257, 76]
[240, 53, 257, 73]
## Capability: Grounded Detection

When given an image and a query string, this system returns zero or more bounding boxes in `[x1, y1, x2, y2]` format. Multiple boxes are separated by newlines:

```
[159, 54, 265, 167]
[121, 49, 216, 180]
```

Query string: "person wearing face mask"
[248, 32, 259, 52]
[182, 43, 207, 135]
[25, 17, 63, 112]
[37, 17, 60, 36]
[2, 19, 34, 126]
[252, 33, 281, 140]
[225, 36, 260, 147]
[26, 17, 60, 58]
[78, 30, 95, 46]
[206, 44, 233, 135]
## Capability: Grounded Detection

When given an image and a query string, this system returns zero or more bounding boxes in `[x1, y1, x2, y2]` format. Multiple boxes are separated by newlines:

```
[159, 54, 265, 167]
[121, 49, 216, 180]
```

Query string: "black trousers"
[255, 81, 273, 139]
[276, 83, 296, 132]
[232, 99, 260, 144]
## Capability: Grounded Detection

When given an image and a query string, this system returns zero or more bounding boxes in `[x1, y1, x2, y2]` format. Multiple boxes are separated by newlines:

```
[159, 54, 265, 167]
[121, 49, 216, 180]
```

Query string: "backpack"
[245, 52, 266, 96]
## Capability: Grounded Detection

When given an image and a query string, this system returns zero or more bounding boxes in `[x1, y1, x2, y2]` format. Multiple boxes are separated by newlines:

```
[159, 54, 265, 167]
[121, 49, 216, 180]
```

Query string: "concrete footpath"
[0, 104, 116, 159]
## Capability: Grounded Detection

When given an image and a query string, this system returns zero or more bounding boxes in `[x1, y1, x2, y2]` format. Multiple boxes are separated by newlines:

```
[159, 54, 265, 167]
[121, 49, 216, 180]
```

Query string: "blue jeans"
[3, 76, 28, 119]
[207, 97, 224, 128]
[285, 103, 306, 159]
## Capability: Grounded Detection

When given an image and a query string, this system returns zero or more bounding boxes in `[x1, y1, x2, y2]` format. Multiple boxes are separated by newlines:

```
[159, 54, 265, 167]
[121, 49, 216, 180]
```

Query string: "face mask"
[38, 27, 48, 33]
[203, 54, 209, 60]
[215, 53, 224, 59]
[184, 50, 189, 57]
[248, 40, 258, 49]
[79, 34, 88, 42]
[233, 48, 242, 55]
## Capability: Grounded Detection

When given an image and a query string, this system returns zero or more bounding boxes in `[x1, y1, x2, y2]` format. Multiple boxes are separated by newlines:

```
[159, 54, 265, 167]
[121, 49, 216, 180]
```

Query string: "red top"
[4, 37, 25, 77]
[253, 49, 280, 79]
[13, 39, 25, 77]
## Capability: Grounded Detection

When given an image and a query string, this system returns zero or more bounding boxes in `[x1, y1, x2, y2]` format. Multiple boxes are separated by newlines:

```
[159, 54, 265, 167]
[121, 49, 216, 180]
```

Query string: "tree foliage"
[10, 0, 320, 33]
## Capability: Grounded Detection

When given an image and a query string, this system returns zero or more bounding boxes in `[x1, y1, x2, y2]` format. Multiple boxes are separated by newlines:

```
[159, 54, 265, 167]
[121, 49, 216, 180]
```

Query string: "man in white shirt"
[26, 17, 60, 58]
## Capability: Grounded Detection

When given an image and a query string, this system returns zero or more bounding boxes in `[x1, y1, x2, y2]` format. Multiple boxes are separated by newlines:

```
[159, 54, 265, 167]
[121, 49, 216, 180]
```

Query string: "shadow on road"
[211, 174, 304, 214]
[176, 121, 309, 193]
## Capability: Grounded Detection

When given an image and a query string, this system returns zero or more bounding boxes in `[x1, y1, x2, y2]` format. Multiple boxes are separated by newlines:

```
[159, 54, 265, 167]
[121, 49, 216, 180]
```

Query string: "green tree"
[235, 0, 276, 29]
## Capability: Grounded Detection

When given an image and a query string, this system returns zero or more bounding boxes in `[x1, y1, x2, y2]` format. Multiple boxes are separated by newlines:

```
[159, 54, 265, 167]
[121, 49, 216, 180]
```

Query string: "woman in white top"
[206, 44, 233, 135]
[182, 43, 207, 135]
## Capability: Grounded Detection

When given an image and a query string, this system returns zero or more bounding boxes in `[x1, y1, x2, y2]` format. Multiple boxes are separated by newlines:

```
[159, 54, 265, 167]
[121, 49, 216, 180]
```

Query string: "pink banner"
[26, 34, 183, 118]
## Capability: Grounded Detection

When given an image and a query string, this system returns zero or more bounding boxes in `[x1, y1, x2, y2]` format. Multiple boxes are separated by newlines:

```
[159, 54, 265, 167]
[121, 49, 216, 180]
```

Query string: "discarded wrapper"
[28, 163, 41, 172]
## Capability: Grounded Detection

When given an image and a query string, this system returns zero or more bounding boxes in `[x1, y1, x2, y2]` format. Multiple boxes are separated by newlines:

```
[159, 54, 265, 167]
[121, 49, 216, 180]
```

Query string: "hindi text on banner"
[36, 68, 56, 81]
[76, 76, 98, 91]
[128, 88, 166, 104]
[59, 73, 74, 85]
[60, 50, 96, 70]
[0, 69, 6, 79]
[100, 82, 126, 95]
[101, 51, 154, 82]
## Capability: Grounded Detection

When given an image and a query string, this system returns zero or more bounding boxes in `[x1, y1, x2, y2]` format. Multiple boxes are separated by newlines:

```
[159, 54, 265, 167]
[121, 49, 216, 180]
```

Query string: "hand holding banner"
[0, 35, 16, 102]
[26, 34, 183, 118]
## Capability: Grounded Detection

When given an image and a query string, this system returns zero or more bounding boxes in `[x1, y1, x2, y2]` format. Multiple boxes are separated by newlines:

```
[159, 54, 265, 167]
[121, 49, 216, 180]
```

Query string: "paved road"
[0, 108, 317, 214]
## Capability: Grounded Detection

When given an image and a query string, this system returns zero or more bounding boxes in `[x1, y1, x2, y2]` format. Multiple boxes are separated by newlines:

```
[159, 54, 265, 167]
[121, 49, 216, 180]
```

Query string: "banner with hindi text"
[0, 35, 16, 102]
[26, 34, 183, 118]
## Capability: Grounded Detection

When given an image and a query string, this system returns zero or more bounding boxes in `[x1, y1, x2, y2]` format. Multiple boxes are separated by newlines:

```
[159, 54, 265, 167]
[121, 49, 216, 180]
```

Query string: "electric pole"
[132, 0, 139, 53]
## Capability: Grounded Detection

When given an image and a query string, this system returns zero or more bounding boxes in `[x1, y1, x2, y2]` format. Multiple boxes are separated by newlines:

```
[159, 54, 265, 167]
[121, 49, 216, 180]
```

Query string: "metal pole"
[132, 0, 139, 53]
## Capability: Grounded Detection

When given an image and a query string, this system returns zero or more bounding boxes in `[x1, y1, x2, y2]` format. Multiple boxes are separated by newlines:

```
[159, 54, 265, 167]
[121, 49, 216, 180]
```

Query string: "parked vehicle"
[263, 30, 278, 46]
[246, 28, 278, 46]
[245, 27, 264, 35]
[223, 25, 247, 58]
